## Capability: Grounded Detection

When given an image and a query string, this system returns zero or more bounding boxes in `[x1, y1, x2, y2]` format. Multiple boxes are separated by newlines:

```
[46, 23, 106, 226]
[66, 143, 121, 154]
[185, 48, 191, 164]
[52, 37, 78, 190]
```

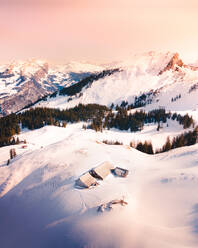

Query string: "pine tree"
[147, 142, 154, 154]
[16, 137, 20, 144]
[162, 136, 171, 152]
[136, 142, 143, 152]
[157, 122, 160, 131]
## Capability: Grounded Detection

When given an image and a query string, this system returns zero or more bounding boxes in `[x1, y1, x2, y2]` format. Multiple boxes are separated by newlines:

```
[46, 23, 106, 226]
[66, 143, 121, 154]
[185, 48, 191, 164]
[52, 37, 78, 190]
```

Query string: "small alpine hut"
[112, 167, 129, 177]
[90, 161, 114, 180]
[75, 172, 98, 188]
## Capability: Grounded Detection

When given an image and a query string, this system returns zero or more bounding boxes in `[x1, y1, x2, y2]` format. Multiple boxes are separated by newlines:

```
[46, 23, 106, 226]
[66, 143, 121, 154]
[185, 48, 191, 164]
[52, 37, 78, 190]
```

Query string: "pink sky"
[1, 0, 198, 63]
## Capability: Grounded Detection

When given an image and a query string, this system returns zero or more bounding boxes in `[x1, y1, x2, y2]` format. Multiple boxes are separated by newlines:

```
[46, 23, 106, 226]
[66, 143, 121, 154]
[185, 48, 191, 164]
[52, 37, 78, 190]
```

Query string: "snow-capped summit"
[119, 51, 179, 75]
[2, 52, 198, 116]
[35, 51, 198, 114]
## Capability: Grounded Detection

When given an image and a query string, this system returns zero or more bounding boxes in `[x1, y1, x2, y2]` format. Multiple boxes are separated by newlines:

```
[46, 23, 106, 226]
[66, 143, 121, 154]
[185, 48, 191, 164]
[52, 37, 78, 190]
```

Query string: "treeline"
[0, 104, 195, 149]
[156, 127, 198, 153]
[0, 104, 108, 147]
[171, 113, 194, 129]
[131, 91, 155, 108]
[19, 104, 107, 130]
[102, 140, 123, 145]
[130, 126, 198, 155]
[0, 114, 20, 147]
[110, 90, 159, 111]
[51, 68, 120, 98]
[89, 108, 194, 132]
[100, 126, 198, 155]
[130, 140, 154, 154]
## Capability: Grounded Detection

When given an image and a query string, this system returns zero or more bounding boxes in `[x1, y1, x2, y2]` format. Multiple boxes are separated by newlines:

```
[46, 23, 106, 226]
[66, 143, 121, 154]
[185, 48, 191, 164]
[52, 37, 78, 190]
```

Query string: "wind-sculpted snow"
[0, 124, 198, 247]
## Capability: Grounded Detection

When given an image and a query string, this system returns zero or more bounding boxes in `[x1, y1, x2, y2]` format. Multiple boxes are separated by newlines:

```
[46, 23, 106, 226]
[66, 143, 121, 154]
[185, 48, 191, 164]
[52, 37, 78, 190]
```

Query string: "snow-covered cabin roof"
[113, 167, 129, 177]
[91, 162, 114, 180]
[75, 172, 97, 188]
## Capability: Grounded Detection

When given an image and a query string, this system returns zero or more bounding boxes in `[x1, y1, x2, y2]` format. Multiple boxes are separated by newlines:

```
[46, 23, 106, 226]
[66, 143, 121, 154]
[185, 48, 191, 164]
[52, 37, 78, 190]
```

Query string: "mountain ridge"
[33, 52, 198, 113]
[0, 60, 106, 116]
[1, 52, 198, 116]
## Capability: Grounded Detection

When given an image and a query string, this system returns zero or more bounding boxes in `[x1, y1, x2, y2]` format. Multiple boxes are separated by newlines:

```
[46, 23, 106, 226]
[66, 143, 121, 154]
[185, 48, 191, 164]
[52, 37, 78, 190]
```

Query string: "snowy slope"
[0, 124, 198, 248]
[2, 52, 198, 117]
[0, 60, 106, 116]
[31, 52, 194, 111]
[35, 52, 198, 119]
[1, 52, 198, 248]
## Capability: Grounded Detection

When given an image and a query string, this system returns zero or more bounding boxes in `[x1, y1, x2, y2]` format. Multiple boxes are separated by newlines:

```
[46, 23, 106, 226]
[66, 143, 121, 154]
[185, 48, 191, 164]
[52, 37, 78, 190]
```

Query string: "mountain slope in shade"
[0, 124, 198, 248]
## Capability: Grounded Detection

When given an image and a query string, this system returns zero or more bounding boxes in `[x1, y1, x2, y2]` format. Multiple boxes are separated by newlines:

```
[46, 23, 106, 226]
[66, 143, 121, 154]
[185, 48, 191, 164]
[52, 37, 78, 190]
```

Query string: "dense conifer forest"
[0, 103, 195, 151]
[0, 104, 108, 147]
[89, 107, 194, 132]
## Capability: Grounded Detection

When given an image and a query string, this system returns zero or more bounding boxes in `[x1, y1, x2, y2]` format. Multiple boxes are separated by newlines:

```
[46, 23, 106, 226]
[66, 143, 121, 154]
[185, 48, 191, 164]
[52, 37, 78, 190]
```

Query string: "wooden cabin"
[90, 162, 114, 180]
[112, 167, 129, 177]
[75, 172, 98, 188]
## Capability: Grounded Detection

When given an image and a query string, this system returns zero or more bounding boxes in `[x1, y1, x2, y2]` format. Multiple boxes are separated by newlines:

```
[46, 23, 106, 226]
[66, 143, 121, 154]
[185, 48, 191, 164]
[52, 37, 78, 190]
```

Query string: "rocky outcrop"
[159, 53, 184, 75]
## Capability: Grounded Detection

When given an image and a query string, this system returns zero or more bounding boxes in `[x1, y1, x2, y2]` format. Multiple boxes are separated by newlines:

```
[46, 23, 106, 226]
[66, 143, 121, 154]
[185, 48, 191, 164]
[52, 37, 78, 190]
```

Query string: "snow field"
[0, 124, 198, 247]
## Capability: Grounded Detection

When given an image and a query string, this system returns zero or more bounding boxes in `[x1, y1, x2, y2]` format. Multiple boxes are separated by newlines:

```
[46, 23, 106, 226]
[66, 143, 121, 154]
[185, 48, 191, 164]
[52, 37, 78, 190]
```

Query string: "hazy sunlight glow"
[0, 0, 198, 63]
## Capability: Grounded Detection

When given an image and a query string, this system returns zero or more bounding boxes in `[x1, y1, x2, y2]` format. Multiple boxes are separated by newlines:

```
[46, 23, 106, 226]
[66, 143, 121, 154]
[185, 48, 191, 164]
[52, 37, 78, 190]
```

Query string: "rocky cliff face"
[158, 53, 184, 75]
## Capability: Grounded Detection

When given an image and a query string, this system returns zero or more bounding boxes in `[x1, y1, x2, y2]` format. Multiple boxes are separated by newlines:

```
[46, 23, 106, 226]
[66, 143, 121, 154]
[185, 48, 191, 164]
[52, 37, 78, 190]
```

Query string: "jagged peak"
[158, 52, 184, 75]
[115, 51, 179, 75]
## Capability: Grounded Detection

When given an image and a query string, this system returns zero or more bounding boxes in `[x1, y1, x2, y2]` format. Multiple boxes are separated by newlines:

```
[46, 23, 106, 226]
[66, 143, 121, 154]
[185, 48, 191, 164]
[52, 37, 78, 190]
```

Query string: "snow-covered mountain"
[1, 52, 198, 248]
[0, 59, 105, 116]
[2, 52, 198, 116]
[34, 52, 198, 116]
